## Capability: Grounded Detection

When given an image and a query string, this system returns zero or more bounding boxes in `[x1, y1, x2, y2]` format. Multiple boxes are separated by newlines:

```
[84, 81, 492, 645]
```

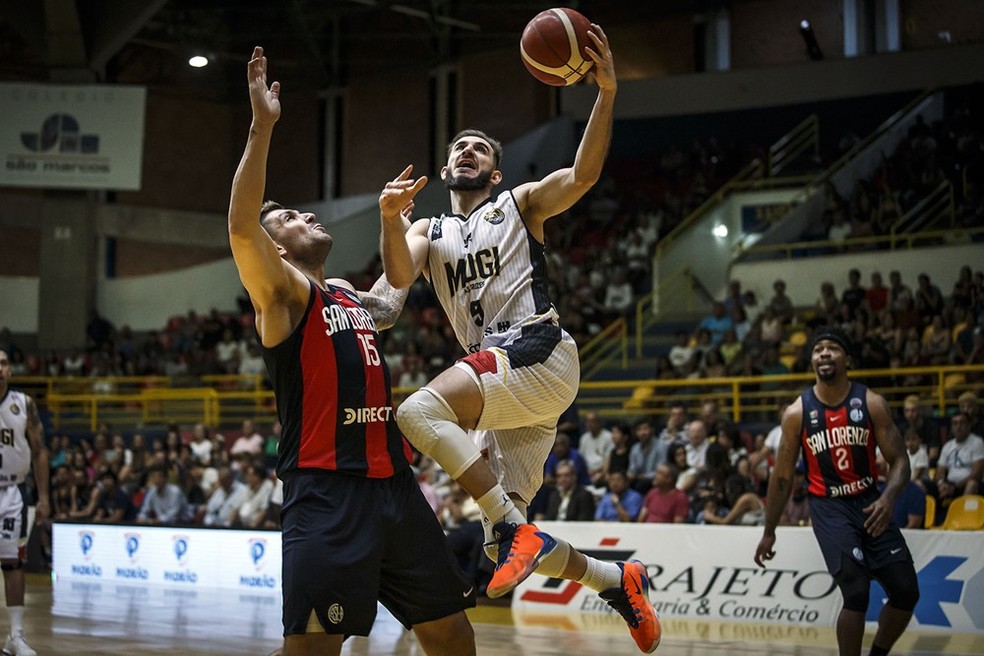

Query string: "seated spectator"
[638, 464, 688, 524]
[668, 331, 694, 375]
[578, 411, 613, 485]
[137, 464, 190, 525]
[921, 314, 951, 365]
[865, 271, 889, 314]
[768, 279, 795, 324]
[903, 429, 929, 484]
[779, 462, 811, 527]
[92, 470, 136, 523]
[703, 474, 765, 526]
[189, 423, 213, 465]
[229, 463, 274, 528]
[537, 461, 596, 522]
[602, 423, 631, 481]
[934, 411, 984, 502]
[959, 390, 984, 438]
[898, 394, 940, 467]
[678, 419, 710, 493]
[626, 417, 660, 494]
[655, 401, 688, 463]
[202, 467, 248, 528]
[543, 433, 591, 488]
[699, 302, 733, 346]
[594, 471, 643, 522]
[230, 419, 264, 456]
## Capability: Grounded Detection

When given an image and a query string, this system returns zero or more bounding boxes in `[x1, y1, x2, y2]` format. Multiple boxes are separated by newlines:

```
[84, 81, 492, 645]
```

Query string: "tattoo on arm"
[358, 276, 409, 331]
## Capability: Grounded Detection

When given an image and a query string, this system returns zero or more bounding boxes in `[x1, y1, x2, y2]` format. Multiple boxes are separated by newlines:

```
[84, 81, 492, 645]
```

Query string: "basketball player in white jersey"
[379, 25, 660, 654]
[0, 350, 49, 656]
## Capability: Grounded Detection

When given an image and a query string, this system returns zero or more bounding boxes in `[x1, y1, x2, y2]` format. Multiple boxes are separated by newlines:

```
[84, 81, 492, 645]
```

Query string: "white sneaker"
[3, 633, 37, 656]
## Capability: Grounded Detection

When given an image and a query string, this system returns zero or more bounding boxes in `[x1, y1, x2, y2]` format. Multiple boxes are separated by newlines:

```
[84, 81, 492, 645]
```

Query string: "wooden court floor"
[15, 574, 984, 655]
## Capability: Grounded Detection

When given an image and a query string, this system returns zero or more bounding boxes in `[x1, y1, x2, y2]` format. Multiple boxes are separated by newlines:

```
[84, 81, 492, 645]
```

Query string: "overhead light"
[188, 55, 209, 68]
[713, 224, 729, 238]
[799, 20, 824, 60]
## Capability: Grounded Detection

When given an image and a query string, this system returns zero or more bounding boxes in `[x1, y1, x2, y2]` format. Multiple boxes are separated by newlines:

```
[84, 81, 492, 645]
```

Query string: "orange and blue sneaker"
[485, 521, 557, 599]
[600, 560, 661, 653]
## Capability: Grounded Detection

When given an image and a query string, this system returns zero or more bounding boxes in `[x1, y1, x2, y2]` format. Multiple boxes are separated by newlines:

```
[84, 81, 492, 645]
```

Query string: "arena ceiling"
[0, 0, 733, 99]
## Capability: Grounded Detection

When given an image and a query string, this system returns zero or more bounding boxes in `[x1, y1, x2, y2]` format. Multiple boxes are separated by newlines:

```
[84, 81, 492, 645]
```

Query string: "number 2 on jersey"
[834, 446, 849, 471]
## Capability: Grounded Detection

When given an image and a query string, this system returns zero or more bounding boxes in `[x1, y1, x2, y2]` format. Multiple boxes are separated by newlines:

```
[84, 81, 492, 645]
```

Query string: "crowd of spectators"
[658, 265, 984, 390]
[814, 101, 983, 249]
[38, 418, 281, 567]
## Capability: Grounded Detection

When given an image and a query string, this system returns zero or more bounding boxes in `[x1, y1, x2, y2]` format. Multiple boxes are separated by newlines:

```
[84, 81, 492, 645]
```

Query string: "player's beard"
[445, 169, 492, 191]
[816, 365, 837, 382]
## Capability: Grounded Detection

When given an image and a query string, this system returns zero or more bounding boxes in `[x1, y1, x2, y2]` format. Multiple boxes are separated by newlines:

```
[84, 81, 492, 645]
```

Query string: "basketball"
[520, 8, 595, 86]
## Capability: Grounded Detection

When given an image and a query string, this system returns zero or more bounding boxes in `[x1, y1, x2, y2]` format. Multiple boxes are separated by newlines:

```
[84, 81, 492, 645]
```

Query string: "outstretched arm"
[755, 400, 803, 567]
[228, 47, 308, 345]
[514, 24, 617, 234]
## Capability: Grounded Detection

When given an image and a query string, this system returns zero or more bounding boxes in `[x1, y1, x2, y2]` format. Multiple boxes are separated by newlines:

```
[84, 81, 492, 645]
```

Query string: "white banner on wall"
[52, 523, 281, 592]
[513, 523, 984, 634]
[0, 83, 145, 190]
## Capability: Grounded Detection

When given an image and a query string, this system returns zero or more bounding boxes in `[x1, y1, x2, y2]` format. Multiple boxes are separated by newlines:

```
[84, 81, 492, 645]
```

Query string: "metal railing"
[578, 364, 984, 423]
[733, 225, 984, 259]
[768, 114, 819, 177]
[19, 364, 982, 432]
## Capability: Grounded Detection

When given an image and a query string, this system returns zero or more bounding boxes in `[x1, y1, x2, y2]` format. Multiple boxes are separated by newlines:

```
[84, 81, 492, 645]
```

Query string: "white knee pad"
[396, 388, 481, 480]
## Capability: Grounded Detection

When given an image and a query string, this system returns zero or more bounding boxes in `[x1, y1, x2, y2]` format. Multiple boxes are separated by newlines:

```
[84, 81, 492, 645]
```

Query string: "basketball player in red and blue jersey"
[229, 47, 474, 656]
[755, 327, 918, 656]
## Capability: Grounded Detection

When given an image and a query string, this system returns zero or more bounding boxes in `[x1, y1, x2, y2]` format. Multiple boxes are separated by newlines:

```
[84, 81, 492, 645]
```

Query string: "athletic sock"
[869, 645, 890, 656]
[7, 606, 23, 636]
[577, 556, 624, 592]
[477, 485, 525, 526]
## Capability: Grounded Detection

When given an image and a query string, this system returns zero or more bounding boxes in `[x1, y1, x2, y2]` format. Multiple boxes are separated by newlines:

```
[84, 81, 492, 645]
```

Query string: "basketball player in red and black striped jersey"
[229, 47, 474, 656]
[755, 327, 918, 656]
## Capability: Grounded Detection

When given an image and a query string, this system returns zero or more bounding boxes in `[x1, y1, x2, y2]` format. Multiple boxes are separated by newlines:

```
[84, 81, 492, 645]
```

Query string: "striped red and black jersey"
[799, 381, 877, 498]
[260, 281, 412, 479]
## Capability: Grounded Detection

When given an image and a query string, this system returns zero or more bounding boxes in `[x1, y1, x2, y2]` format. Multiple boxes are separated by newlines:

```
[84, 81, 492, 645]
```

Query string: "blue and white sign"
[52, 524, 282, 591]
[0, 83, 146, 190]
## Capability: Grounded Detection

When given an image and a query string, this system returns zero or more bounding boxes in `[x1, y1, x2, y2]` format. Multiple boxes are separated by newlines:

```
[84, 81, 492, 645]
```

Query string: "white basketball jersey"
[0, 390, 33, 485]
[425, 190, 559, 353]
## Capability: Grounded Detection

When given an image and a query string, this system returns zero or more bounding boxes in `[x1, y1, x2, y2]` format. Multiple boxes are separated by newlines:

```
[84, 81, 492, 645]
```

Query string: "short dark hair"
[259, 200, 284, 226]
[447, 129, 503, 168]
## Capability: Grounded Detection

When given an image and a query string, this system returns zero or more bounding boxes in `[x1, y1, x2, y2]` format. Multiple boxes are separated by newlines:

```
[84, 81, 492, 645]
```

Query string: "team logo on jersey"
[809, 410, 818, 425]
[852, 547, 864, 562]
[8, 404, 18, 415]
[430, 216, 445, 240]
[482, 208, 505, 224]
[849, 397, 864, 423]
[462, 231, 473, 246]
[327, 603, 344, 624]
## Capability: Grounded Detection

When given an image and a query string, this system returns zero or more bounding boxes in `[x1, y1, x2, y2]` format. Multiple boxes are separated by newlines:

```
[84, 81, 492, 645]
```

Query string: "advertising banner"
[0, 83, 145, 190]
[511, 523, 984, 633]
[52, 523, 281, 592]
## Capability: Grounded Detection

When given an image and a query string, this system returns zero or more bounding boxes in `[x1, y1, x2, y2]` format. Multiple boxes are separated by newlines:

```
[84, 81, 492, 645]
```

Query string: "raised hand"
[380, 165, 428, 224]
[585, 24, 616, 92]
[248, 46, 281, 126]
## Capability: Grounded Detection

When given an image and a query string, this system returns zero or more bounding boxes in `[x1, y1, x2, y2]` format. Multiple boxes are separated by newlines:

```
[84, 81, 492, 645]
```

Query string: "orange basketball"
[520, 8, 594, 86]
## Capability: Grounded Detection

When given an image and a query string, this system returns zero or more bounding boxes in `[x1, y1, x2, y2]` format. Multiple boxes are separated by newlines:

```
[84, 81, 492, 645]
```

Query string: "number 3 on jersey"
[356, 333, 380, 366]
